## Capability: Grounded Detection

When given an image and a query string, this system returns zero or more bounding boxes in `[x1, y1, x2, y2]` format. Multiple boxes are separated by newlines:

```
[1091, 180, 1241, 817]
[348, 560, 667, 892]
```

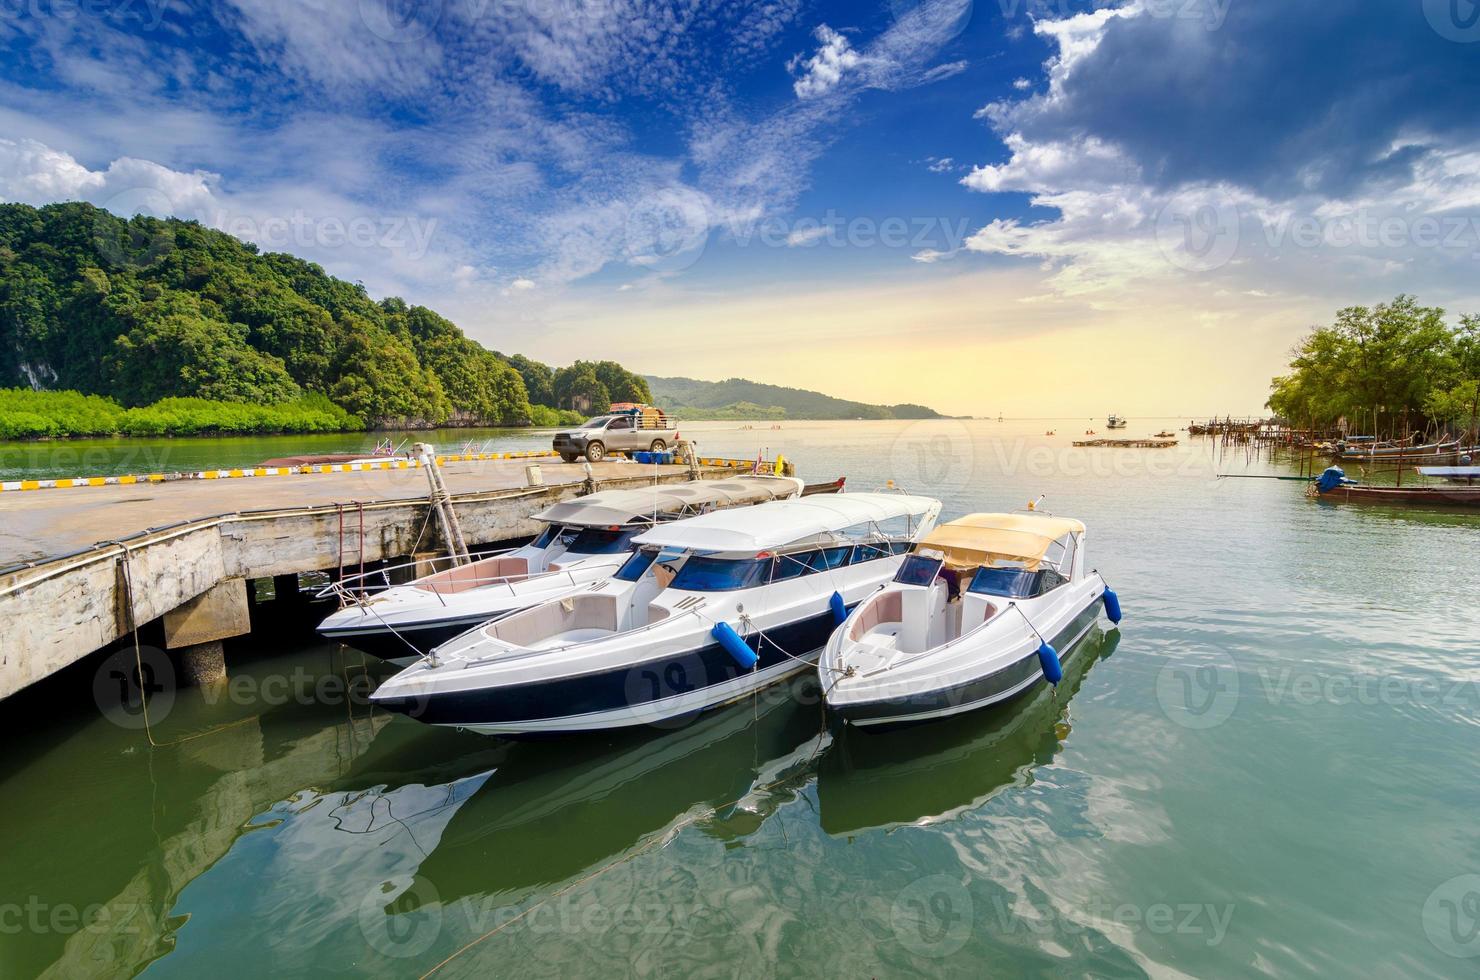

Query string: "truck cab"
[552, 407, 679, 463]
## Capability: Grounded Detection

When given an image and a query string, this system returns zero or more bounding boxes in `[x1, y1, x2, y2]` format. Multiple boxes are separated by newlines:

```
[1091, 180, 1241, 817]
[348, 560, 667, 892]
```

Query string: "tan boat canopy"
[915, 512, 1085, 571]
[532, 475, 799, 528]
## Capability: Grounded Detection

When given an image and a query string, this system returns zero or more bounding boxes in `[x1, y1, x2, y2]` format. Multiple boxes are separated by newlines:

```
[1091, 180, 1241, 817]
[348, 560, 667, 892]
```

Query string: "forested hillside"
[646, 375, 942, 420]
[0, 202, 649, 432]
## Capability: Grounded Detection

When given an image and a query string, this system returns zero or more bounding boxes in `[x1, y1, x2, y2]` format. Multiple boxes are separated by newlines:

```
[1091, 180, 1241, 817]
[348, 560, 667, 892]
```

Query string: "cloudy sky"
[3, 0, 1479, 416]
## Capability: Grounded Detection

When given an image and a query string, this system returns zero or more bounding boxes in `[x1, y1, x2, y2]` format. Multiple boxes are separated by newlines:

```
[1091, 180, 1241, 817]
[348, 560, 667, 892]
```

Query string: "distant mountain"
[646, 375, 943, 420]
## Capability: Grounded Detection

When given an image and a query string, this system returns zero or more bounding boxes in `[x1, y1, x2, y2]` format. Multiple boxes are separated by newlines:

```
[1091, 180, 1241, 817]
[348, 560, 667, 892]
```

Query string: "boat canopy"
[533, 476, 800, 528]
[1417, 466, 1480, 477]
[634, 493, 940, 553]
[916, 512, 1085, 571]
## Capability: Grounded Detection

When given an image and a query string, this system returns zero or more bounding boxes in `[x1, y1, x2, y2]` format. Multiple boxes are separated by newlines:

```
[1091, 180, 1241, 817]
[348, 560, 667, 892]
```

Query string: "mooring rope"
[112, 541, 257, 748]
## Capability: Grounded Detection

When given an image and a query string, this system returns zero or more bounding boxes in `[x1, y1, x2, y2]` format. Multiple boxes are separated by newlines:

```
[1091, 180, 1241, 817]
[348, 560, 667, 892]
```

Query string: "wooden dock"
[0, 454, 758, 702]
[1072, 438, 1179, 448]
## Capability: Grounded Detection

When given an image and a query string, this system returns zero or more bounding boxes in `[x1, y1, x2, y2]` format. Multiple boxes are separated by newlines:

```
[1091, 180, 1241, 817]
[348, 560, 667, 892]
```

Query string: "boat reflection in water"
[816, 627, 1118, 836]
[349, 680, 824, 910]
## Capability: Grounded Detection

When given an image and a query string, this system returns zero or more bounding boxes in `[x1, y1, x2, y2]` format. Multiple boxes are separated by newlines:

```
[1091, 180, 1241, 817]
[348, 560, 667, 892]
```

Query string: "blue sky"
[3, 0, 1479, 414]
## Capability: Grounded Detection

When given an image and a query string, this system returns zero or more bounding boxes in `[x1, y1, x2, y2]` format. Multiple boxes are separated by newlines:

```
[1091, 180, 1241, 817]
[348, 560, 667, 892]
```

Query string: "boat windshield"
[669, 555, 770, 592]
[562, 526, 646, 555]
[966, 566, 1067, 599]
[614, 548, 659, 582]
[894, 554, 942, 586]
[531, 524, 564, 549]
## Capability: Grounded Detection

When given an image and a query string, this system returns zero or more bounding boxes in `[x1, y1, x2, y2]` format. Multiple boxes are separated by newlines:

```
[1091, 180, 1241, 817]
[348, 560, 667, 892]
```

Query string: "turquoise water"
[2, 420, 1478, 977]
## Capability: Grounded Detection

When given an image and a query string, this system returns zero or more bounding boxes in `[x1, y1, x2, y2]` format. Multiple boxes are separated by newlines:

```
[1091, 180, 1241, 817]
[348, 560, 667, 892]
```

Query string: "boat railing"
[315, 547, 518, 604]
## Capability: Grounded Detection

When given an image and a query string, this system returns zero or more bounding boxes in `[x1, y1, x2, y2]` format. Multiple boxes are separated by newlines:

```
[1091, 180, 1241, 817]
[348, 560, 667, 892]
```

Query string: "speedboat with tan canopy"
[819, 511, 1121, 729]
[317, 475, 804, 664]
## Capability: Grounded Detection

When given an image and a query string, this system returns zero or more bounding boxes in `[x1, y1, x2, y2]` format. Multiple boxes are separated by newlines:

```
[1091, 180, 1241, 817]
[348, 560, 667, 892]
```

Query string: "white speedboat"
[1107, 413, 1128, 429]
[819, 512, 1121, 730]
[370, 492, 943, 735]
[318, 475, 803, 664]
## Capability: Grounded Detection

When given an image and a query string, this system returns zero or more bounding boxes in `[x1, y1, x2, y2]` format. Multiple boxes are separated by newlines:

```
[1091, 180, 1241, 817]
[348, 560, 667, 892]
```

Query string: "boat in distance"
[317, 475, 805, 664]
[370, 492, 943, 735]
[819, 511, 1121, 730]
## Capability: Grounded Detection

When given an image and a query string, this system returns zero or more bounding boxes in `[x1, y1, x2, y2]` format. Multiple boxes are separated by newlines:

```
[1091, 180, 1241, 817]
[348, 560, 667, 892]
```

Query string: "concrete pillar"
[163, 579, 250, 685]
[179, 640, 227, 686]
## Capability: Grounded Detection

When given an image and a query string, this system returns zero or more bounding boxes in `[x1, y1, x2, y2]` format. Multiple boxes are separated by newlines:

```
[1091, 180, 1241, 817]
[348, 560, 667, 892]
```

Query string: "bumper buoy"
[1037, 641, 1063, 685]
[712, 621, 758, 669]
[1102, 588, 1122, 624]
[829, 591, 848, 626]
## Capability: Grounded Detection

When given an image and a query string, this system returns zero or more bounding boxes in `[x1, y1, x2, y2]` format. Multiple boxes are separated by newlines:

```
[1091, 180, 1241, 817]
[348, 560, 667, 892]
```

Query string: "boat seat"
[486, 594, 618, 646]
[849, 590, 902, 641]
[416, 556, 530, 594]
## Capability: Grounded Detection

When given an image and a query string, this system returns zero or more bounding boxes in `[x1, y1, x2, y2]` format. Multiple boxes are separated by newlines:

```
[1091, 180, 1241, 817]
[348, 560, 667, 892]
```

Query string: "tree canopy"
[1267, 296, 1480, 435]
[0, 202, 641, 427]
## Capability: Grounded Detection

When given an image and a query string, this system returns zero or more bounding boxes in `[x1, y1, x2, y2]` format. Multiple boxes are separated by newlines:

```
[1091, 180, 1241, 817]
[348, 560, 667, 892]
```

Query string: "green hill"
[646, 375, 943, 420]
[0, 201, 649, 435]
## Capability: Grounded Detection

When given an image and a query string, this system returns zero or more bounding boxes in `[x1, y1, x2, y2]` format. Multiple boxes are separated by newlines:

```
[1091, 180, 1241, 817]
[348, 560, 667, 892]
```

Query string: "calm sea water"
[2, 420, 1478, 978]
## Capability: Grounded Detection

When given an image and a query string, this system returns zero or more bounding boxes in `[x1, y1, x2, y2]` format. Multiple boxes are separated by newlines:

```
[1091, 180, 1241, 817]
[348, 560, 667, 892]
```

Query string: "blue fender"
[1037, 641, 1063, 685]
[829, 591, 848, 626]
[712, 621, 758, 669]
[1102, 587, 1123, 624]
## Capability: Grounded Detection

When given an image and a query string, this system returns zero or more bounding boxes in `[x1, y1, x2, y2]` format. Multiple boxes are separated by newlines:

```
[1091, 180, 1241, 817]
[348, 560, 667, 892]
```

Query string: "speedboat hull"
[826, 596, 1102, 730]
[372, 604, 848, 735]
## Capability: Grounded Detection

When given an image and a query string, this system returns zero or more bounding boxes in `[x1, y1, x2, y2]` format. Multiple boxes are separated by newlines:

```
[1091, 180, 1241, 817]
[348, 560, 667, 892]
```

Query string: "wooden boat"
[1416, 466, 1480, 485]
[1334, 439, 1460, 460]
[1312, 466, 1480, 507]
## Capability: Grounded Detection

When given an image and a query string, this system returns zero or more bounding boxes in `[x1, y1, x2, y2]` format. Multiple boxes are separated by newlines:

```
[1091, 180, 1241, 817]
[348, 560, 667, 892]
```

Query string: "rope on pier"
[112, 542, 257, 749]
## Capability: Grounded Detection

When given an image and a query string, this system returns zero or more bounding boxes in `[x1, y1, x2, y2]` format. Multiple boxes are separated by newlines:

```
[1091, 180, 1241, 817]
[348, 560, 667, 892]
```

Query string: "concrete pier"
[0, 455, 754, 701]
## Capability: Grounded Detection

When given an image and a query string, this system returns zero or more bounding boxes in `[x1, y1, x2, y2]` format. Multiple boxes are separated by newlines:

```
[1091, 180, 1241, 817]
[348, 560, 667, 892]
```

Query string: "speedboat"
[370, 492, 943, 735]
[819, 512, 1121, 730]
[1107, 414, 1128, 429]
[317, 475, 803, 664]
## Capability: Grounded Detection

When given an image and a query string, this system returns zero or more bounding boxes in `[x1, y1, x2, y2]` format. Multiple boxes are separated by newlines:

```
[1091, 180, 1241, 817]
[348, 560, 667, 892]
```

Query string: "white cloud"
[786, 224, 830, 247]
[789, 25, 864, 99]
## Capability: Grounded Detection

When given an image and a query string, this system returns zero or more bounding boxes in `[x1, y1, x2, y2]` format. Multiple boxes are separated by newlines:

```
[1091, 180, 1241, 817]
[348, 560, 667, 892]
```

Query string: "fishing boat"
[1311, 466, 1480, 507]
[317, 475, 805, 663]
[1416, 465, 1480, 485]
[1107, 414, 1128, 429]
[1334, 438, 1462, 460]
[369, 492, 943, 735]
[818, 512, 1120, 730]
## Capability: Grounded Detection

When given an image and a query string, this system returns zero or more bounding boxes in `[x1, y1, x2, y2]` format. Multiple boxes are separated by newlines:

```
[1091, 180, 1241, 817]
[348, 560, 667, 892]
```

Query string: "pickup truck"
[552, 413, 680, 463]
